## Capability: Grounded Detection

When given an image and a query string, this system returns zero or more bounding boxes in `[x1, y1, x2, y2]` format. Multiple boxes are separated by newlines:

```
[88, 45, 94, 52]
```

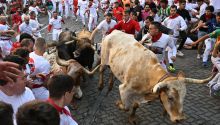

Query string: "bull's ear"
[177, 71, 185, 78]
[152, 82, 169, 94]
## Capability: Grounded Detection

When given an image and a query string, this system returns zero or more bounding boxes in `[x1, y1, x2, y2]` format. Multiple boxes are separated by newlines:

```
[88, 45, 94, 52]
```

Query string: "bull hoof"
[98, 85, 104, 91]
[70, 101, 78, 110]
[129, 115, 137, 125]
[115, 100, 129, 111]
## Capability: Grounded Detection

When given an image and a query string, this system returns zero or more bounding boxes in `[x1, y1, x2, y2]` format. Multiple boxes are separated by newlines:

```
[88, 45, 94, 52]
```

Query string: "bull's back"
[102, 30, 163, 87]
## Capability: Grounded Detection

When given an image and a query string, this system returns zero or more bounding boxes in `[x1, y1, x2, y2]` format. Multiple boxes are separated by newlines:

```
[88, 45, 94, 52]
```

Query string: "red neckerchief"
[0, 22, 6, 25]
[152, 32, 162, 42]
[169, 14, 179, 19]
[205, 14, 212, 20]
[88, 3, 92, 8]
[30, 16, 35, 20]
[47, 98, 71, 116]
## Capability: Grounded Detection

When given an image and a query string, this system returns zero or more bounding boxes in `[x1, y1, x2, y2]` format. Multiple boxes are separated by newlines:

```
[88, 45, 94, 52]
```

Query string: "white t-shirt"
[78, 0, 88, 14]
[49, 16, 62, 29]
[0, 24, 10, 39]
[60, 106, 78, 125]
[29, 52, 50, 100]
[198, 2, 208, 18]
[29, 6, 40, 16]
[0, 87, 35, 118]
[162, 16, 187, 37]
[88, 3, 98, 17]
[141, 33, 176, 62]
[19, 22, 33, 35]
[97, 19, 116, 37]
[30, 19, 41, 37]
[29, 52, 51, 76]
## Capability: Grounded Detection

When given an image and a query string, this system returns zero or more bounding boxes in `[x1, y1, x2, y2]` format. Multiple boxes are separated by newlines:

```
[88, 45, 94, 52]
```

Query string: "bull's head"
[152, 72, 213, 123]
[55, 51, 100, 98]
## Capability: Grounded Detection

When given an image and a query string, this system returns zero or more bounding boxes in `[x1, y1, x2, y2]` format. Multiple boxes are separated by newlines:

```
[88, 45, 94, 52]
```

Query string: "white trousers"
[203, 38, 215, 62]
[52, 29, 62, 41]
[52, 1, 63, 16]
[212, 56, 220, 71]
[167, 36, 177, 64]
[88, 16, 97, 32]
[79, 10, 86, 25]
[64, 2, 74, 17]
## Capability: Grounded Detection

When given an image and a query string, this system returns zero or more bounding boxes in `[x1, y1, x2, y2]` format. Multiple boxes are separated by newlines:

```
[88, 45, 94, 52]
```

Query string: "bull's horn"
[183, 74, 214, 84]
[152, 81, 169, 93]
[56, 51, 72, 66]
[47, 41, 58, 47]
[82, 64, 100, 75]
[64, 40, 75, 44]
[71, 36, 81, 41]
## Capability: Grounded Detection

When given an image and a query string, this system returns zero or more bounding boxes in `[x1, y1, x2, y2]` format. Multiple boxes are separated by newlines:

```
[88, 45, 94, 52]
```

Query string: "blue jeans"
[197, 31, 207, 55]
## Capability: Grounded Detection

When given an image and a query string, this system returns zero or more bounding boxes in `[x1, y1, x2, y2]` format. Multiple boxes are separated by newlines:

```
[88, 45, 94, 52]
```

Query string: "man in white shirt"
[78, 0, 88, 27]
[47, 74, 78, 125]
[0, 55, 35, 122]
[52, 0, 63, 15]
[197, 0, 208, 18]
[29, 1, 42, 17]
[48, 11, 64, 41]
[86, 0, 98, 32]
[90, 13, 116, 53]
[19, 16, 34, 36]
[140, 21, 177, 71]
[0, 16, 15, 57]
[29, 38, 50, 100]
[162, 5, 187, 71]
[29, 11, 42, 39]
[64, 0, 74, 18]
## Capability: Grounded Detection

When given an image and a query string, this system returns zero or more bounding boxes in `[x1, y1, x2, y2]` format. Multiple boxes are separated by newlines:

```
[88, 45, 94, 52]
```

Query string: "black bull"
[49, 31, 95, 70]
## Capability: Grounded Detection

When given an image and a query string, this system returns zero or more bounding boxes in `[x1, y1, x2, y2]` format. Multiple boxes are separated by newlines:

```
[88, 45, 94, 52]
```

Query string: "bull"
[56, 29, 95, 70]
[98, 30, 213, 124]
[45, 29, 98, 98]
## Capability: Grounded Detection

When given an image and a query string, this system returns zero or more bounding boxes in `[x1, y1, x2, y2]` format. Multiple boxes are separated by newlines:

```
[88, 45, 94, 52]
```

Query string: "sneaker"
[168, 66, 176, 72]
[176, 50, 184, 57]
[210, 85, 220, 97]
[75, 18, 78, 22]
[202, 62, 208, 67]
[197, 54, 201, 59]
[210, 86, 215, 97]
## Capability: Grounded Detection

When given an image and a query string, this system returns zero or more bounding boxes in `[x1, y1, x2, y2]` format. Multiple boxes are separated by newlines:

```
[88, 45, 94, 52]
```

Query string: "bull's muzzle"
[171, 114, 186, 123]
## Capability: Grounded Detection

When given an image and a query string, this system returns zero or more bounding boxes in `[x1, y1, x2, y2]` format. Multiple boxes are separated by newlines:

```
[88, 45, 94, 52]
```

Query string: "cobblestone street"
[40, 14, 220, 125]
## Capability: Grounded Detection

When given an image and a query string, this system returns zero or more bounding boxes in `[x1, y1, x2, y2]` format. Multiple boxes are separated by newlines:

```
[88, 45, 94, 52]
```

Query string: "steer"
[56, 29, 95, 70]
[46, 29, 97, 98]
[55, 51, 100, 98]
[99, 30, 213, 124]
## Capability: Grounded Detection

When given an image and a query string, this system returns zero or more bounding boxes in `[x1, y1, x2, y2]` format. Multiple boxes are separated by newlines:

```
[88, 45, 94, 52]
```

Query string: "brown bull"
[55, 51, 100, 98]
[99, 30, 213, 124]
[46, 29, 98, 98]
